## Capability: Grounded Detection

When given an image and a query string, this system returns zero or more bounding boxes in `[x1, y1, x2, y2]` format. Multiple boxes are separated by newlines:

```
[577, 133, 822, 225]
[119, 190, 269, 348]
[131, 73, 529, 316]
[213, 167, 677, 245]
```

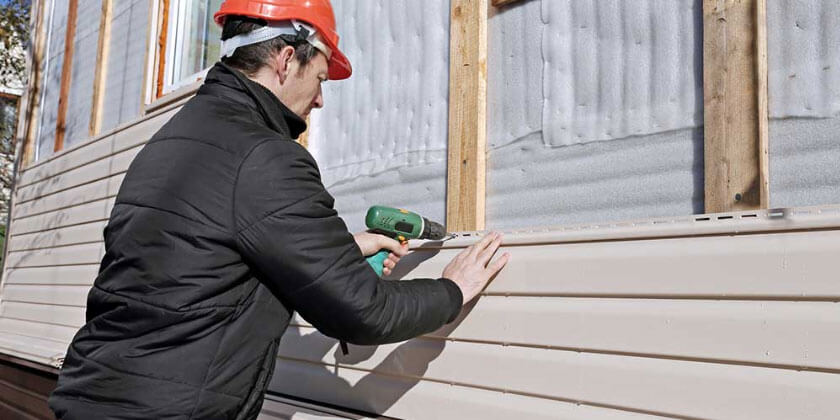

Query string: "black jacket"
[49, 63, 462, 420]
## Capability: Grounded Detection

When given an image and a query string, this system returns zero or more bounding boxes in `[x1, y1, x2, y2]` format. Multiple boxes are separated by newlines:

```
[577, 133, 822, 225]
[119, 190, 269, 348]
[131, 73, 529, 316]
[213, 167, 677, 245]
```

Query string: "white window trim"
[146, 0, 217, 111]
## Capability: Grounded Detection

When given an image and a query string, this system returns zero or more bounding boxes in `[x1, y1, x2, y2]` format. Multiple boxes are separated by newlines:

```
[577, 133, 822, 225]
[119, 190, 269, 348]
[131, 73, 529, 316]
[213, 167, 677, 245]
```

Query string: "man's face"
[279, 52, 328, 118]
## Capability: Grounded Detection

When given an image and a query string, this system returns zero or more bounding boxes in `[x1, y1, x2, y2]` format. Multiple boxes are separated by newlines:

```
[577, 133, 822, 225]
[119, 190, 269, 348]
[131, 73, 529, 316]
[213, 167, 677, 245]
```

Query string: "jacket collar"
[200, 62, 308, 139]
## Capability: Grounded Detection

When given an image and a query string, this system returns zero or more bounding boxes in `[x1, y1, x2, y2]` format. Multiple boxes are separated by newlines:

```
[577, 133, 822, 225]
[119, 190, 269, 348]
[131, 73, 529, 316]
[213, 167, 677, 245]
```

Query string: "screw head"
[735, 193, 743, 202]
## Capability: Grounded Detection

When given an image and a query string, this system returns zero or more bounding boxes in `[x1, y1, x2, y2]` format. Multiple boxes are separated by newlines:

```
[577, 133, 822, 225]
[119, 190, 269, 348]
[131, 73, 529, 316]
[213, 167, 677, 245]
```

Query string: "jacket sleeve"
[233, 139, 463, 345]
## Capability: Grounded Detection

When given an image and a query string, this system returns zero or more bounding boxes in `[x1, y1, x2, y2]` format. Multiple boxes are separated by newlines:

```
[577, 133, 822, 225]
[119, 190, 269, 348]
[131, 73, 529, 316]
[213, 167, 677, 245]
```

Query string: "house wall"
[100, 0, 150, 133]
[33, 0, 67, 162]
[767, 1, 840, 208]
[1, 0, 840, 418]
[62, 0, 102, 149]
[307, 0, 451, 232]
[486, 0, 704, 229]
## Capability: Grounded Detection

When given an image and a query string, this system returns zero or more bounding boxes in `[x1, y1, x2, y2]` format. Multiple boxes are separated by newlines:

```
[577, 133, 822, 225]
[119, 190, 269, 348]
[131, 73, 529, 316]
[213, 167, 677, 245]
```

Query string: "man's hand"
[442, 232, 510, 305]
[353, 232, 409, 277]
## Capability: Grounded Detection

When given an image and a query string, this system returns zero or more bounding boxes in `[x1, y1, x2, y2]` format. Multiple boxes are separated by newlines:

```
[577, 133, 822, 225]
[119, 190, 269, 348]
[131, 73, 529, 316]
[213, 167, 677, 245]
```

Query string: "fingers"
[384, 254, 398, 269]
[477, 233, 503, 265]
[468, 232, 498, 259]
[486, 252, 510, 275]
[377, 235, 408, 257]
[382, 253, 400, 277]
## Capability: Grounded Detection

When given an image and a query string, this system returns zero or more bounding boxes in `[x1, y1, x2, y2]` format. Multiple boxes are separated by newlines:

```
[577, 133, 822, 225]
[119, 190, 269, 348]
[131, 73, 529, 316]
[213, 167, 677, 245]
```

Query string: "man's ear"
[275, 46, 296, 84]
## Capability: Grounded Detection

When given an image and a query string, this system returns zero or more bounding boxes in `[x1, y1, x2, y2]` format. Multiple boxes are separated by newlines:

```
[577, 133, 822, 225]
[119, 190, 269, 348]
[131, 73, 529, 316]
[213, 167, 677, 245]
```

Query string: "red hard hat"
[214, 0, 352, 80]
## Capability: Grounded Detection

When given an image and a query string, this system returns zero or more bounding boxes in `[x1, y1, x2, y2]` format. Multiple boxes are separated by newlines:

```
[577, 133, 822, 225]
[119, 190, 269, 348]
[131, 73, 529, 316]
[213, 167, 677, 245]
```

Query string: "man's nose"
[313, 88, 324, 109]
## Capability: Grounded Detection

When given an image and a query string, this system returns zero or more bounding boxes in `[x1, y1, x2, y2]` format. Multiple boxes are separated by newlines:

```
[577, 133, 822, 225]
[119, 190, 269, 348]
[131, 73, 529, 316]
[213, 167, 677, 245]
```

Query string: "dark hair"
[220, 16, 319, 77]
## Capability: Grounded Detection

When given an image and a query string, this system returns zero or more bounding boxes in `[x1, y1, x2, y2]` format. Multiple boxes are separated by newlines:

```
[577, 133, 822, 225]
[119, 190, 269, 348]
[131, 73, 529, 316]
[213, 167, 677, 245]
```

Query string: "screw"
[735, 193, 743, 202]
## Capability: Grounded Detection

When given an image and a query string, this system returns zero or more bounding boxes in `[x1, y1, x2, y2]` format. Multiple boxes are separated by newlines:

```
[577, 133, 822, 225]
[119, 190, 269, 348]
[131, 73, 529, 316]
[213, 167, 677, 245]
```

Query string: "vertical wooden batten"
[156, 0, 171, 99]
[17, 0, 48, 167]
[702, 0, 770, 213]
[755, 0, 769, 209]
[446, 0, 488, 232]
[89, 0, 113, 136]
[53, 0, 79, 153]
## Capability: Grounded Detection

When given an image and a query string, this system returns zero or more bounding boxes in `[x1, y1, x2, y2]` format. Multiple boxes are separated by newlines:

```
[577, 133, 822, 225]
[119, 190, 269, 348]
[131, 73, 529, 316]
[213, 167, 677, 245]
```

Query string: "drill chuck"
[420, 218, 446, 240]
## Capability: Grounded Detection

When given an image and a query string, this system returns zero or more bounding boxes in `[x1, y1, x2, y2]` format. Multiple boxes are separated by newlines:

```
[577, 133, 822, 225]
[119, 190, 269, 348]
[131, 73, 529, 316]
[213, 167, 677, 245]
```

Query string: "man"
[49, 0, 509, 418]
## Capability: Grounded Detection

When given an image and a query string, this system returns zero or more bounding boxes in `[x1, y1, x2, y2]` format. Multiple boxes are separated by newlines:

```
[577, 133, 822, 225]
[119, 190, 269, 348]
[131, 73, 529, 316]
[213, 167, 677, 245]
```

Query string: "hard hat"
[214, 0, 352, 80]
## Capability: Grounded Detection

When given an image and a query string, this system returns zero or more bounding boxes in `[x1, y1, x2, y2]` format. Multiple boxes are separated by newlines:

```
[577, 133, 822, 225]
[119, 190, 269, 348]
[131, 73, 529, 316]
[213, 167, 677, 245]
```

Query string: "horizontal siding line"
[1, 300, 87, 309]
[479, 293, 840, 302]
[442, 226, 840, 250]
[0, 315, 79, 330]
[10, 218, 110, 238]
[7, 240, 104, 254]
[0, 344, 53, 360]
[287, 324, 840, 374]
[3, 264, 100, 272]
[16, 142, 121, 191]
[5, 262, 101, 270]
[263, 392, 396, 420]
[0, 330, 70, 346]
[12, 194, 117, 221]
[18, 94, 186, 176]
[16, 141, 141, 202]
[276, 356, 699, 420]
[15, 170, 127, 207]
[1, 282, 93, 287]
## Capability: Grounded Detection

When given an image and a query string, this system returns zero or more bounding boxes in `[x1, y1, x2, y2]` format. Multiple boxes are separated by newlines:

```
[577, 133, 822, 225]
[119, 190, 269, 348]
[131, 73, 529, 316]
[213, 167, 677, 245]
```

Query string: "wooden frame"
[89, 0, 113, 136]
[446, 0, 488, 232]
[53, 0, 79, 153]
[702, 0, 769, 213]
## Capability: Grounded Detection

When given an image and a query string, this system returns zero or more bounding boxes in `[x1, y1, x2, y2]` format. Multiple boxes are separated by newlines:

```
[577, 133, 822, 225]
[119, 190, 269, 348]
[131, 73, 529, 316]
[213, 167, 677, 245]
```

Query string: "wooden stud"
[54, 0, 79, 152]
[446, 0, 488, 232]
[702, 0, 769, 213]
[156, 0, 171, 99]
[89, 0, 113, 136]
[756, 0, 769, 209]
[18, 0, 47, 167]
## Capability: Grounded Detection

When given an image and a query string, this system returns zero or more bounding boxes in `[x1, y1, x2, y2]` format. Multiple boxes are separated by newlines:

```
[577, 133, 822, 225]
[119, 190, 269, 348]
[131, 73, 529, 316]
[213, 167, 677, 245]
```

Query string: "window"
[159, 0, 224, 96]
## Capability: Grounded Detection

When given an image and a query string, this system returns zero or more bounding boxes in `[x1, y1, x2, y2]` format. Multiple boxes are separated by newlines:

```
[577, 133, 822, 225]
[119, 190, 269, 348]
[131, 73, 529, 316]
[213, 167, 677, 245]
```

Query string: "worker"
[48, 0, 509, 419]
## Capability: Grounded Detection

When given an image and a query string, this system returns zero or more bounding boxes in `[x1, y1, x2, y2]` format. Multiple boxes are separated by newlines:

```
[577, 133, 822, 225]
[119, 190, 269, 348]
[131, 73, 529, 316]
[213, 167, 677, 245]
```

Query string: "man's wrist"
[439, 277, 464, 322]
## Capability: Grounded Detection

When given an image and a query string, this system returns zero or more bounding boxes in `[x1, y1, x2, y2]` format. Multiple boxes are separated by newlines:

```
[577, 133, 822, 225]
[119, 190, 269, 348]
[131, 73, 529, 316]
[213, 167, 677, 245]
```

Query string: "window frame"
[146, 0, 220, 111]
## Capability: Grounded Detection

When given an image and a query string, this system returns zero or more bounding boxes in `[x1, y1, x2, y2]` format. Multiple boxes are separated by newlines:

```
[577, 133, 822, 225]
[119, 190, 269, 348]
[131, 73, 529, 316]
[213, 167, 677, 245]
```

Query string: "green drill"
[364, 205, 447, 276]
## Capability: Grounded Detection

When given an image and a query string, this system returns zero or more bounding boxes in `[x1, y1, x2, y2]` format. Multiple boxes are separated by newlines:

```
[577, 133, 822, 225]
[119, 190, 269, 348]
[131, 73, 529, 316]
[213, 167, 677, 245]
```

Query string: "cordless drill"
[364, 205, 447, 276]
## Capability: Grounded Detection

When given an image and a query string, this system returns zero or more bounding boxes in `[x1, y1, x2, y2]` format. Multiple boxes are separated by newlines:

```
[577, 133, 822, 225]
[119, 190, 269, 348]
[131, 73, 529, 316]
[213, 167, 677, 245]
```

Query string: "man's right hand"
[442, 232, 510, 305]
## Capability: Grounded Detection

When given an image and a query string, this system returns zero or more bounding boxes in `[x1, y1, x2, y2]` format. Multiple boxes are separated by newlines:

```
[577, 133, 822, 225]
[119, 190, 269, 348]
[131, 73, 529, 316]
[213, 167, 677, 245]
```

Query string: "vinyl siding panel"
[0, 104, 178, 368]
[273, 218, 840, 419]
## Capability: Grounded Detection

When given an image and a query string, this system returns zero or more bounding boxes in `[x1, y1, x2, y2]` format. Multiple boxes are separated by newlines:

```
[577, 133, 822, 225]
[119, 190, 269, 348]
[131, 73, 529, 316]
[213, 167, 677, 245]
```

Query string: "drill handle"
[366, 250, 390, 277]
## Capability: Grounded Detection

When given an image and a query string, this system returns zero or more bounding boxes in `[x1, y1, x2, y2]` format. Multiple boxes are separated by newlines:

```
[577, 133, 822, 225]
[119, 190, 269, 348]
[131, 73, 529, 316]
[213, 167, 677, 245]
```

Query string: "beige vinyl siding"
[0, 102, 185, 367]
[271, 215, 840, 419]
